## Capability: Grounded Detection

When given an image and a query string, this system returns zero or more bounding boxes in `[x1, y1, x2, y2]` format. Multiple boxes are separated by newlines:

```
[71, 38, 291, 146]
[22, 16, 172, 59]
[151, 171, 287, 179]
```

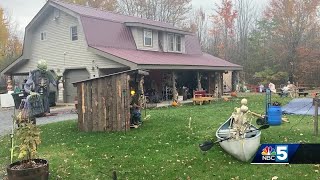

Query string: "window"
[70, 26, 78, 41]
[40, 32, 47, 41]
[168, 33, 174, 51]
[175, 35, 181, 52]
[168, 33, 182, 52]
[143, 29, 152, 46]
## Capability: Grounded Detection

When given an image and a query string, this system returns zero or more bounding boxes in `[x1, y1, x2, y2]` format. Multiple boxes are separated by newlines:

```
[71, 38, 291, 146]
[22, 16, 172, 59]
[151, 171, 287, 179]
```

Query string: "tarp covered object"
[282, 98, 320, 115]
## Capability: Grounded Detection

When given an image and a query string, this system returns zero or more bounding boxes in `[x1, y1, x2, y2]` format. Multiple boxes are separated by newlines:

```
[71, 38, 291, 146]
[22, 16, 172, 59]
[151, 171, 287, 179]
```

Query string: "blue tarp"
[282, 98, 320, 115]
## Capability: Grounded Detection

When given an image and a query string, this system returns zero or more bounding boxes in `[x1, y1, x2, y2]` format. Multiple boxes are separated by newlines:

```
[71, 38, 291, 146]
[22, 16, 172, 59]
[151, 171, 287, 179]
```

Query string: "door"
[64, 69, 90, 103]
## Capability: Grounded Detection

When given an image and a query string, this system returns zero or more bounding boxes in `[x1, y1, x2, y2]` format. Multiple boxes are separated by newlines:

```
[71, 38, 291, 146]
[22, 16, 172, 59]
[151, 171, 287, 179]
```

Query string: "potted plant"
[6, 114, 49, 180]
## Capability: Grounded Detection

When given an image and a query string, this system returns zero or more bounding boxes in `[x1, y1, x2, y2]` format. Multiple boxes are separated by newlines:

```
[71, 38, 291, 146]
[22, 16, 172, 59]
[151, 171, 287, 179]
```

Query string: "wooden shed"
[72, 69, 149, 132]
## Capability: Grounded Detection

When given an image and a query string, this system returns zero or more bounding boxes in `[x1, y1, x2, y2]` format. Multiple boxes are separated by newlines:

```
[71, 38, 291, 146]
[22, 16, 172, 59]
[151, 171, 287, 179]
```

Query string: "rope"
[283, 102, 313, 114]
[289, 104, 314, 131]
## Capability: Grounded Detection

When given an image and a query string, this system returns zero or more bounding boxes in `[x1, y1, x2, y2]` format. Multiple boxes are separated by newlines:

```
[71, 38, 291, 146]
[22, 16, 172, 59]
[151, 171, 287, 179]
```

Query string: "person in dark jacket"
[130, 90, 142, 126]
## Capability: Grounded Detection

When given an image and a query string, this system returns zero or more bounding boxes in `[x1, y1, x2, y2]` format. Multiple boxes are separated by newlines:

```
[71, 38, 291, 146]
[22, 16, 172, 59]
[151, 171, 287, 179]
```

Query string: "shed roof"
[72, 69, 149, 84]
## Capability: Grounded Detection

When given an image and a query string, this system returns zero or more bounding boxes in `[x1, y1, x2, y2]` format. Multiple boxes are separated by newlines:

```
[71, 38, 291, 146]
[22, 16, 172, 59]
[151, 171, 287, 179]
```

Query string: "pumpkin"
[231, 92, 237, 97]
[172, 101, 178, 106]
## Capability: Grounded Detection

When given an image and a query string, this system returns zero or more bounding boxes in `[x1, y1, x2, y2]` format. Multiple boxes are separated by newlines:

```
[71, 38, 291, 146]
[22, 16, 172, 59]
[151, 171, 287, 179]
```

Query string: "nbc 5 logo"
[275, 145, 288, 162]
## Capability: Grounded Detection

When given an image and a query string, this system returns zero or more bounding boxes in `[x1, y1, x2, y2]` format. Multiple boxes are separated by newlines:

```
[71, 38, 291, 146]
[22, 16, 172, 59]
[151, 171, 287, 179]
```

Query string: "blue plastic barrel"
[268, 106, 282, 125]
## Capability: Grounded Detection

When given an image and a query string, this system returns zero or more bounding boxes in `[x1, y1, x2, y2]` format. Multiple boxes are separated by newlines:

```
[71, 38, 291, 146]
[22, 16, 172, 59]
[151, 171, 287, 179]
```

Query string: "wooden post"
[197, 72, 202, 90]
[231, 71, 238, 92]
[172, 71, 177, 101]
[220, 72, 224, 97]
[215, 72, 223, 98]
[314, 96, 319, 136]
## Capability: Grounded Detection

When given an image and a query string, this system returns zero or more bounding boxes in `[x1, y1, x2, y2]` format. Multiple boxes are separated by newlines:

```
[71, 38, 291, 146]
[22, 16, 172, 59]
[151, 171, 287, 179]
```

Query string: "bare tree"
[118, 0, 192, 26]
[235, 0, 255, 65]
[188, 7, 208, 50]
[62, 0, 118, 11]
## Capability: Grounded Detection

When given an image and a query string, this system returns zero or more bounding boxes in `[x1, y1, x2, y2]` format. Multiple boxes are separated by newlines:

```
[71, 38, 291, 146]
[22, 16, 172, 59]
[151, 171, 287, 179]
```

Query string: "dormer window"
[168, 34, 174, 51]
[175, 35, 181, 52]
[168, 33, 182, 52]
[70, 26, 78, 41]
[40, 32, 47, 41]
[143, 29, 152, 46]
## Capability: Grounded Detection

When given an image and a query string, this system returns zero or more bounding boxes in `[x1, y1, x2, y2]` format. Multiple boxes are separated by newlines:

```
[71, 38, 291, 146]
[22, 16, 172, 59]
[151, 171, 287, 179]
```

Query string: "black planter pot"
[7, 159, 49, 180]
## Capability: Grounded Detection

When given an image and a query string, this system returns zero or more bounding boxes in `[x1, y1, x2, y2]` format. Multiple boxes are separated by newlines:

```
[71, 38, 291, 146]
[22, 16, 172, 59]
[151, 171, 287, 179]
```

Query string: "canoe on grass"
[215, 116, 261, 162]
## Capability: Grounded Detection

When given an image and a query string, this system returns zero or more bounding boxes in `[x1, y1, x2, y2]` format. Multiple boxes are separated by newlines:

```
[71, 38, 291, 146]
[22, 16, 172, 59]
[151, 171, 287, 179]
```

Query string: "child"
[130, 91, 142, 127]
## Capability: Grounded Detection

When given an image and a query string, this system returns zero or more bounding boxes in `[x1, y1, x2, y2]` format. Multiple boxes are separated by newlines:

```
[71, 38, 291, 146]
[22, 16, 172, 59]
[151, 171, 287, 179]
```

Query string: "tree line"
[0, 7, 22, 73]
[2, 0, 320, 87]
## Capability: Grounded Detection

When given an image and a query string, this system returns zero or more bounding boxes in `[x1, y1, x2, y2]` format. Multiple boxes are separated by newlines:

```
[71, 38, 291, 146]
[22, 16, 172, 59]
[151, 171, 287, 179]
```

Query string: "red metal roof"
[81, 16, 136, 50]
[50, 0, 241, 69]
[92, 46, 241, 68]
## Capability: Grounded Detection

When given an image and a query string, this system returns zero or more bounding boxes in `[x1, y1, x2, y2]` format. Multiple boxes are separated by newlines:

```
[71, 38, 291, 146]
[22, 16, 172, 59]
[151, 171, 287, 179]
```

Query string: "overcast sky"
[0, 0, 269, 36]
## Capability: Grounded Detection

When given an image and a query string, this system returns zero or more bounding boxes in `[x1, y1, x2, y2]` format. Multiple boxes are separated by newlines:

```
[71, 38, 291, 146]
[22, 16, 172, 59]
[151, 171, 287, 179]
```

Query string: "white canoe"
[215, 116, 261, 162]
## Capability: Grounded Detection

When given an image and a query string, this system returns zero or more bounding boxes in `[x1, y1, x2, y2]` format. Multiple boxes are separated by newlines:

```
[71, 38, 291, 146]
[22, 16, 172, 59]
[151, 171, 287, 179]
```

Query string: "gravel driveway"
[0, 105, 77, 136]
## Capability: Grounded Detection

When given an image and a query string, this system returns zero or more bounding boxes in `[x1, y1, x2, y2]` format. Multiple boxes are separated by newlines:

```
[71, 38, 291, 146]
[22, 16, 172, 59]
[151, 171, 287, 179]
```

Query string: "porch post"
[197, 71, 202, 90]
[208, 72, 215, 95]
[215, 72, 223, 98]
[172, 71, 178, 101]
[231, 71, 238, 92]
[220, 72, 224, 97]
[6, 75, 13, 92]
[138, 75, 145, 107]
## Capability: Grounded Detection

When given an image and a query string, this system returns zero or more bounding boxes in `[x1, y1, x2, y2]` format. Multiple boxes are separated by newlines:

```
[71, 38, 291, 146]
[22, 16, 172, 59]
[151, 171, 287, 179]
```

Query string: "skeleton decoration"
[24, 60, 57, 114]
[229, 98, 253, 139]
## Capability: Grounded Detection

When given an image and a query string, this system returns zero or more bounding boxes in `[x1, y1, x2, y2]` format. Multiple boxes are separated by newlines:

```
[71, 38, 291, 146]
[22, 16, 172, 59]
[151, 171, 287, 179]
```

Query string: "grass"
[1, 94, 320, 179]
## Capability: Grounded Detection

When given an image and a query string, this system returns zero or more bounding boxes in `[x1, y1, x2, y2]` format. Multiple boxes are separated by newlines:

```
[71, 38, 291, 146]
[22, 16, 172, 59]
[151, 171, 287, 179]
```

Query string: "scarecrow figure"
[24, 60, 57, 115]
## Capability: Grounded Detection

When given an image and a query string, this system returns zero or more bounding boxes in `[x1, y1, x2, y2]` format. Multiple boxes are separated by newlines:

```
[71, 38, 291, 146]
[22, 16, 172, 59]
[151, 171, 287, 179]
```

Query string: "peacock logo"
[261, 146, 277, 156]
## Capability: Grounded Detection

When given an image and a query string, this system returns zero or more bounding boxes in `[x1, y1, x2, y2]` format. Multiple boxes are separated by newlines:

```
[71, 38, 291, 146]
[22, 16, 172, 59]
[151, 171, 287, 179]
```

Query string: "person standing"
[268, 82, 276, 93]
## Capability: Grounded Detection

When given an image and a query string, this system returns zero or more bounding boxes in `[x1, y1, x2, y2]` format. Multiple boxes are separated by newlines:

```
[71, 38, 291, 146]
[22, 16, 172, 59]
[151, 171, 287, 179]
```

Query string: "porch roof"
[91, 46, 243, 71]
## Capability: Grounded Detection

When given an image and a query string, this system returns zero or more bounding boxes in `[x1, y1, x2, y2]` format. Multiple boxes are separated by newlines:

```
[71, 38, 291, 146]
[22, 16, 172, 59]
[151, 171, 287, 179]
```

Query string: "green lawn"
[1, 94, 320, 179]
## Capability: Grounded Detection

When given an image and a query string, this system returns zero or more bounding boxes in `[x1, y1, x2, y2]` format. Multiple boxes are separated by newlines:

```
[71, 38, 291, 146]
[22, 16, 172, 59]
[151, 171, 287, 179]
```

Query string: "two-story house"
[1, 0, 242, 103]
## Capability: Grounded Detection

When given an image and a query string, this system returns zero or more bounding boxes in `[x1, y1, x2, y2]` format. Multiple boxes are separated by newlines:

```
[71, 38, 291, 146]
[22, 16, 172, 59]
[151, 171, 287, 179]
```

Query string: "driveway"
[0, 105, 77, 136]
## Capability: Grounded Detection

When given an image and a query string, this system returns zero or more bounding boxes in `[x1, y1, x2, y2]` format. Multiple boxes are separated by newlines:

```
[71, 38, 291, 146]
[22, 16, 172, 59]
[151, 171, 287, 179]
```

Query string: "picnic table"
[297, 87, 308, 97]
[192, 90, 214, 105]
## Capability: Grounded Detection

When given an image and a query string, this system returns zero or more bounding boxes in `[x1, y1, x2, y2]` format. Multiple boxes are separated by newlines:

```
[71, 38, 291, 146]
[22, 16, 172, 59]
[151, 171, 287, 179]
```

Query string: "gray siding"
[131, 27, 159, 51]
[15, 8, 125, 78]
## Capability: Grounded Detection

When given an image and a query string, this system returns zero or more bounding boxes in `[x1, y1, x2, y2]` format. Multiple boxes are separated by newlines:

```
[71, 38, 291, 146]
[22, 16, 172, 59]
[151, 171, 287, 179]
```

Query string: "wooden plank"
[77, 83, 83, 131]
[121, 74, 127, 131]
[112, 75, 117, 131]
[91, 79, 98, 131]
[83, 82, 88, 132]
[97, 78, 104, 131]
[126, 74, 130, 131]
[86, 81, 93, 132]
[117, 76, 122, 131]
[116, 75, 121, 131]
[119, 74, 124, 131]
[106, 77, 112, 131]
[123, 74, 129, 131]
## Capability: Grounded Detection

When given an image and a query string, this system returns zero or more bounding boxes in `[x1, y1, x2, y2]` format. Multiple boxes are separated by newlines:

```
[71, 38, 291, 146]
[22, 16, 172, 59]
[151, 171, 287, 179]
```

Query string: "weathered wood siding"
[16, 7, 125, 77]
[76, 73, 130, 132]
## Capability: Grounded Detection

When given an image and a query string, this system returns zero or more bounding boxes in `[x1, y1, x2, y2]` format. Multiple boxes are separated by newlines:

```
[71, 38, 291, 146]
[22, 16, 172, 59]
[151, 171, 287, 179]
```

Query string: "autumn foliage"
[0, 7, 22, 72]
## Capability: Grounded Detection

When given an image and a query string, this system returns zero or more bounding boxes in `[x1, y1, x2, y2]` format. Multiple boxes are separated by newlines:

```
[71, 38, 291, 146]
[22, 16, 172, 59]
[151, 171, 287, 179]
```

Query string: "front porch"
[141, 69, 240, 105]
